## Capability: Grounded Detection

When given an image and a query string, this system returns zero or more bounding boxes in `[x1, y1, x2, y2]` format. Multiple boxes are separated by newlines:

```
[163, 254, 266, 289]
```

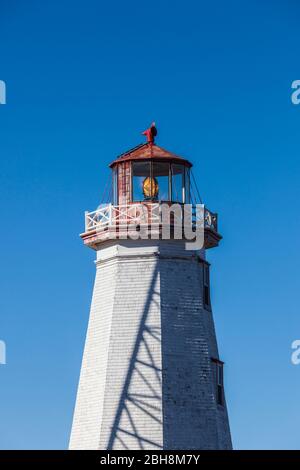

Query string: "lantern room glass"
[152, 162, 170, 201]
[132, 161, 190, 203]
[185, 167, 190, 203]
[171, 164, 184, 203]
[132, 161, 151, 202]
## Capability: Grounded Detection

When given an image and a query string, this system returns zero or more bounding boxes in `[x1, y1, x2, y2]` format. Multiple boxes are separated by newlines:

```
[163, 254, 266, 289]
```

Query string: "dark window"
[212, 358, 224, 406]
[217, 363, 224, 405]
[203, 264, 210, 308]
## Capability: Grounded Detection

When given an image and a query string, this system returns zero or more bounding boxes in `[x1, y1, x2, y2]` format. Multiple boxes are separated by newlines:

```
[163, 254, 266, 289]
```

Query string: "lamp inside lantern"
[142, 176, 159, 199]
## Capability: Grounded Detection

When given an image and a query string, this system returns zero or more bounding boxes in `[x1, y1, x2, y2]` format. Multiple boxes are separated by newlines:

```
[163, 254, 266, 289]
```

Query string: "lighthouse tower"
[69, 125, 232, 450]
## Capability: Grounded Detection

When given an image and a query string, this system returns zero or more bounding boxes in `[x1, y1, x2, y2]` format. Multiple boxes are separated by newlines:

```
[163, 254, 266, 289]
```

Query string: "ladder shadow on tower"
[107, 263, 163, 450]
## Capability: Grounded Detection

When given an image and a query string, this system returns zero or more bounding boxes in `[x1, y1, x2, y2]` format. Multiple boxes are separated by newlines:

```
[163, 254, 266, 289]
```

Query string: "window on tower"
[211, 358, 224, 406]
[203, 263, 211, 309]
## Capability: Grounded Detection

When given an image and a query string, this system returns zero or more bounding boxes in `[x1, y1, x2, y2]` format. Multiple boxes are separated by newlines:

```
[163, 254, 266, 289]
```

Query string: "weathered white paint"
[69, 239, 231, 450]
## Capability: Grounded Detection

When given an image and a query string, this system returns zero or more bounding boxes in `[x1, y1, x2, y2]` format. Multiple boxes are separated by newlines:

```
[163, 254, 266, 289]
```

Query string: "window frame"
[203, 262, 211, 310]
[211, 358, 225, 407]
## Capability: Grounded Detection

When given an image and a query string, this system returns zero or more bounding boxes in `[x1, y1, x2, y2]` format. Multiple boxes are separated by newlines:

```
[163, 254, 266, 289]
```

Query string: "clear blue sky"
[0, 0, 300, 450]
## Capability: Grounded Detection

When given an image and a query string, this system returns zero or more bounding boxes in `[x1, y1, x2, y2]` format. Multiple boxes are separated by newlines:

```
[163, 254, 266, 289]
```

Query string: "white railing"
[84, 203, 218, 233]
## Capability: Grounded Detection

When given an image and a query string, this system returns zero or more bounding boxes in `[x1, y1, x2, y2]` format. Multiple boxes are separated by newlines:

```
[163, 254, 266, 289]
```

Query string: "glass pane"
[185, 167, 190, 203]
[153, 162, 170, 201]
[171, 164, 184, 202]
[132, 161, 151, 202]
[217, 364, 223, 386]
[217, 385, 223, 405]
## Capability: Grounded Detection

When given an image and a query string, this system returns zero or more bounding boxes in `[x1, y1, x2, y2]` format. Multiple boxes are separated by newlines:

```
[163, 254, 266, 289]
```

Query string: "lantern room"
[110, 143, 192, 206]
[81, 124, 221, 250]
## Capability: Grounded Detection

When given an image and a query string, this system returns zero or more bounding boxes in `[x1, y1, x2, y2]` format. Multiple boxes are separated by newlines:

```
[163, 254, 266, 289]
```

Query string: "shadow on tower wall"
[107, 263, 163, 450]
[106, 255, 231, 450]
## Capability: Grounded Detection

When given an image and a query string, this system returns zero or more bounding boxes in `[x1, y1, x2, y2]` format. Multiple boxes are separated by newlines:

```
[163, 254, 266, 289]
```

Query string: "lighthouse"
[69, 125, 232, 450]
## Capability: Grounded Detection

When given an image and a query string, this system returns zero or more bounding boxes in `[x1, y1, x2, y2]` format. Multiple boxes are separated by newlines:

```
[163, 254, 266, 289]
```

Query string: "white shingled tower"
[69, 125, 232, 450]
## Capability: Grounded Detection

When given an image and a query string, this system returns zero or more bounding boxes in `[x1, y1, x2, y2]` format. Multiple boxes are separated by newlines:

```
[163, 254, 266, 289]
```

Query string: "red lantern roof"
[109, 143, 192, 168]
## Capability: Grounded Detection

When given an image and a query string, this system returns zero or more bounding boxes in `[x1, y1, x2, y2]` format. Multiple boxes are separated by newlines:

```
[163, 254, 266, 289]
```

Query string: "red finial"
[142, 122, 157, 144]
